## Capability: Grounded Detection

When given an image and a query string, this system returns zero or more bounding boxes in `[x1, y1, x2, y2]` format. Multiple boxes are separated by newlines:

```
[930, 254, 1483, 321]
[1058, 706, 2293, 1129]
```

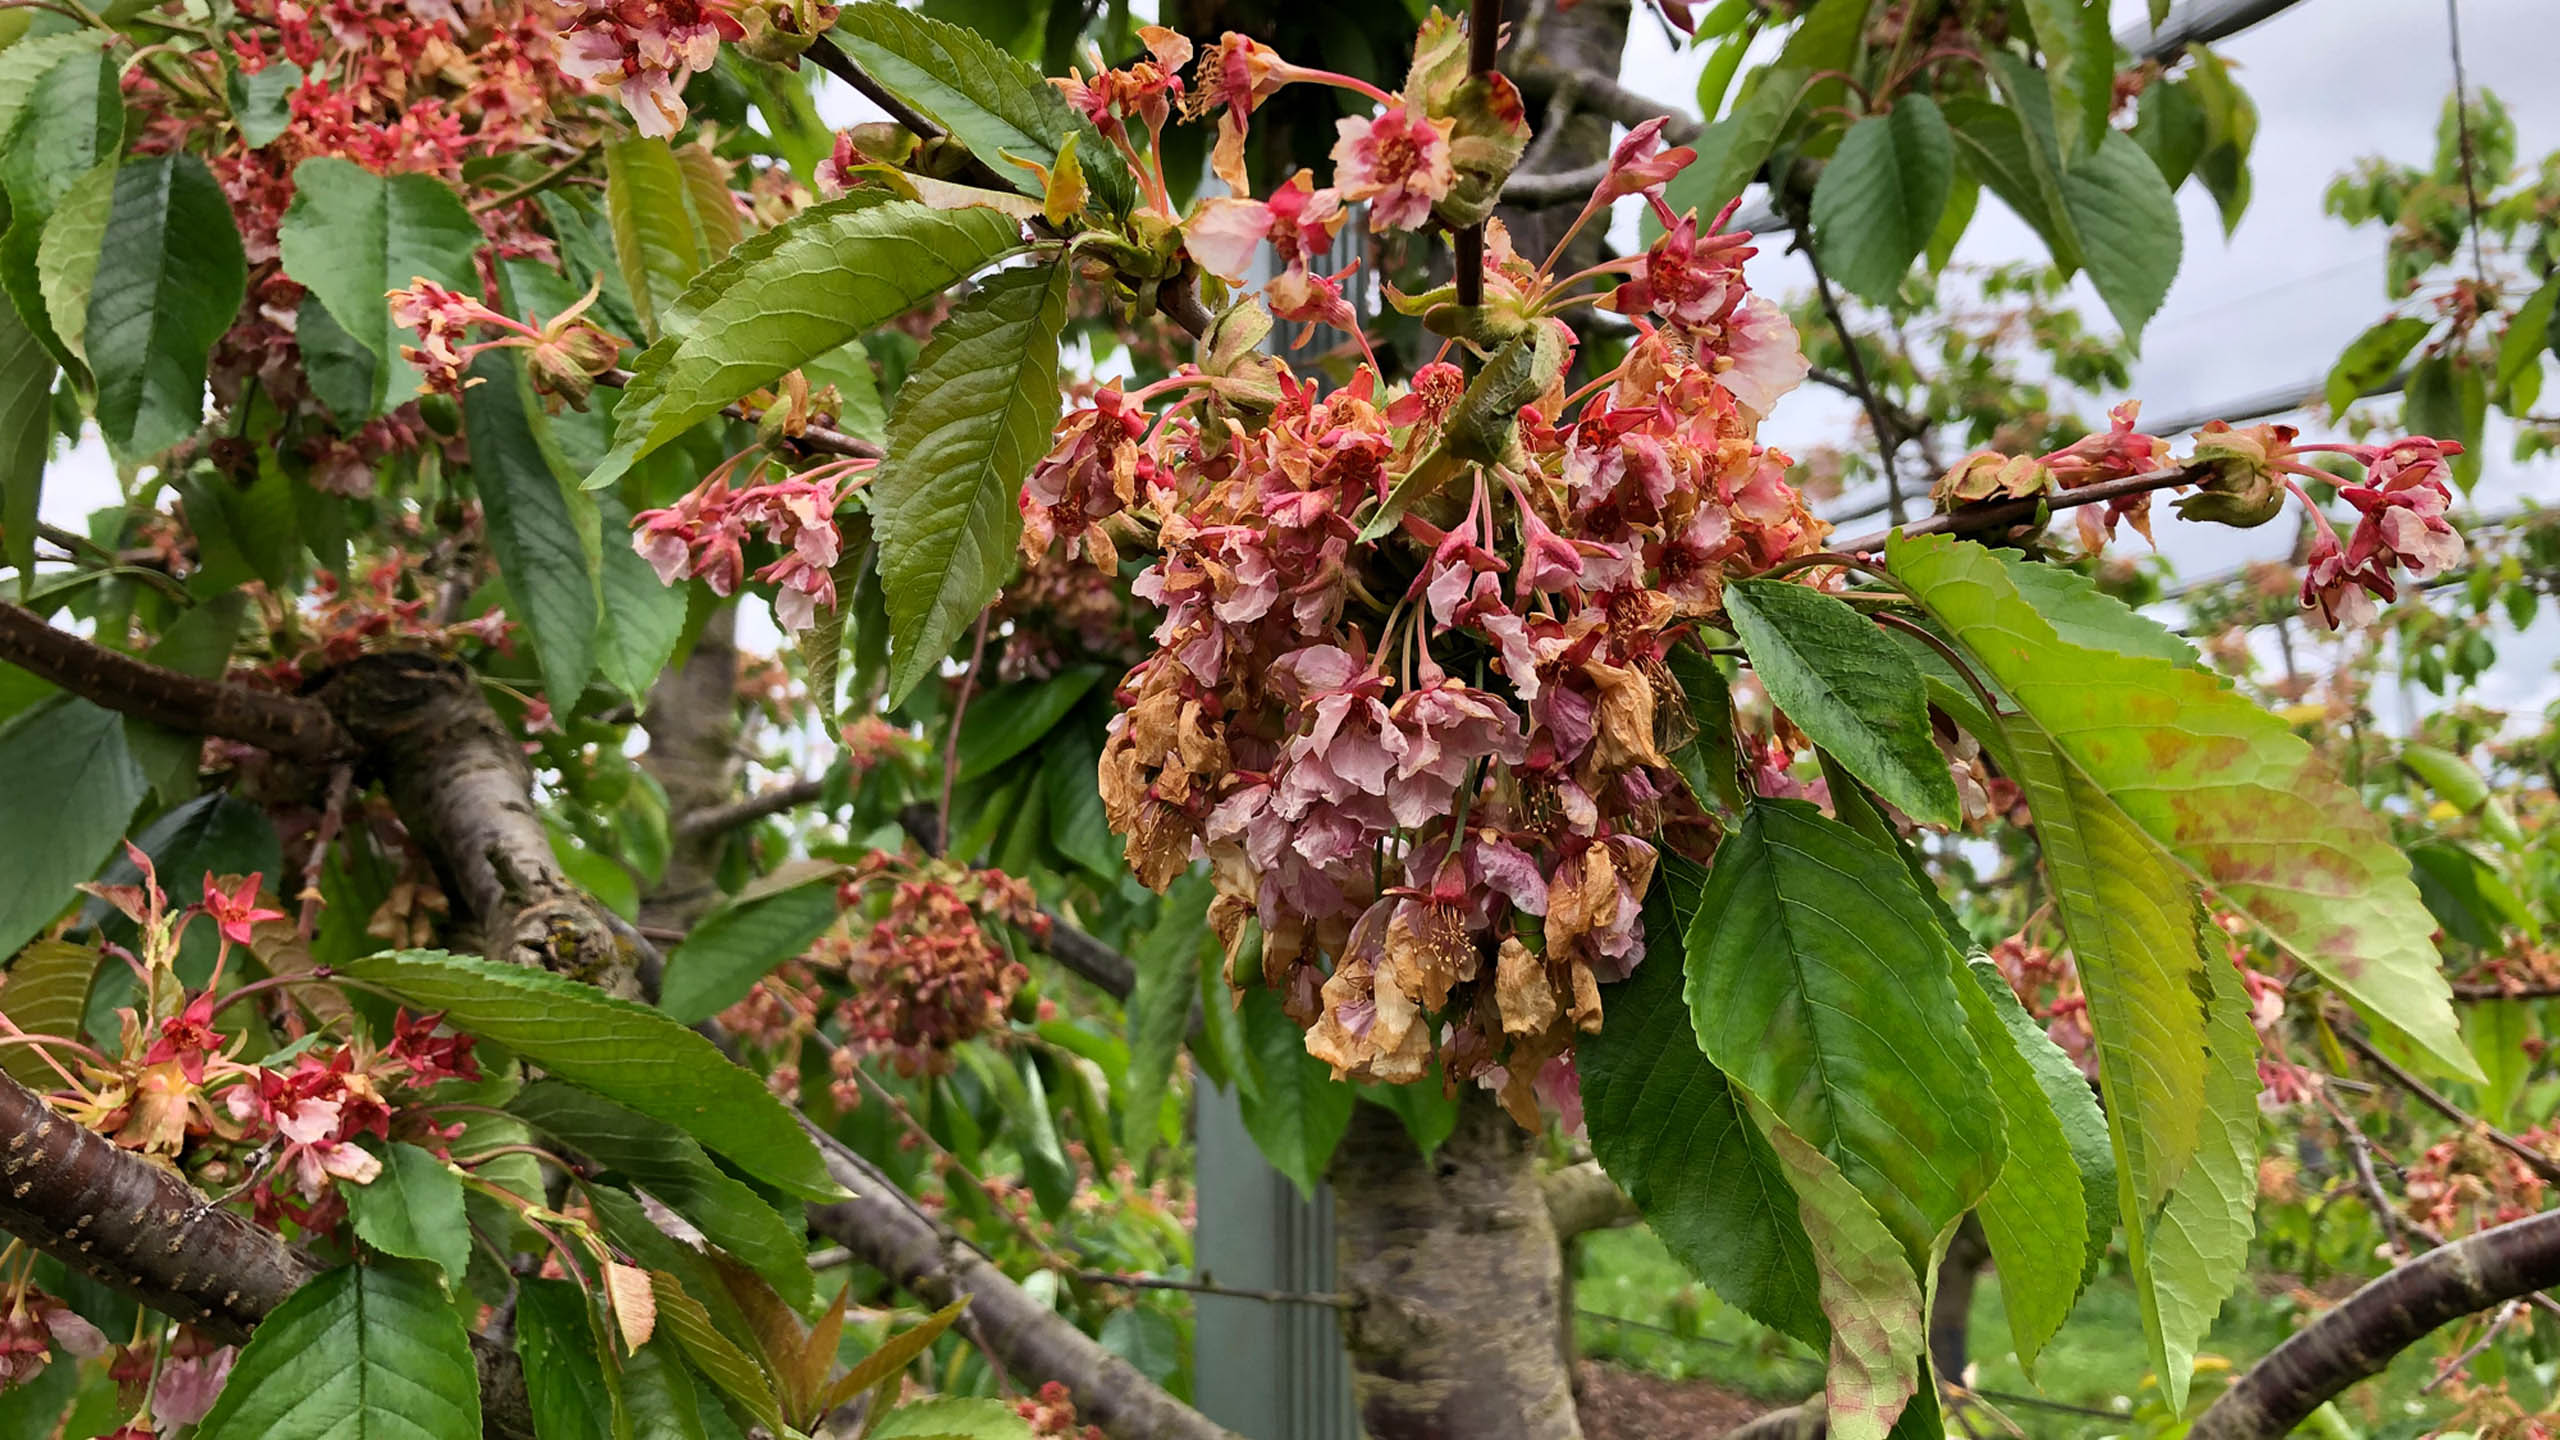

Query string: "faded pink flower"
[1330, 105, 1455, 232]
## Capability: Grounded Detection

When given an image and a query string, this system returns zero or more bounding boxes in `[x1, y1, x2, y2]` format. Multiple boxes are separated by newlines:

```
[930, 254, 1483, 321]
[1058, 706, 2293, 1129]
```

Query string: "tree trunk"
[640, 605, 745, 934]
[1332, 1091, 1582, 1440]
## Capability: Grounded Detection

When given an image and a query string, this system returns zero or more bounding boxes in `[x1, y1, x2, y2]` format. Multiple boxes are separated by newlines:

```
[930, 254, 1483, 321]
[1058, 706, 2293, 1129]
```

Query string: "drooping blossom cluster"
[554, 0, 745, 137]
[1028, 126, 1833, 1115]
[631, 450, 874, 630]
[387, 277, 626, 409]
[1017, 1380, 1109, 1440]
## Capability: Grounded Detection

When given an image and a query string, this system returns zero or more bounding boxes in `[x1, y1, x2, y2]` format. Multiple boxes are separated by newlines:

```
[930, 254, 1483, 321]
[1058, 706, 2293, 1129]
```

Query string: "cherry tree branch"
[670, 776, 829, 840]
[0, 601, 355, 764]
[1831, 466, 2199, 556]
[2187, 1209, 2560, 1439]
[0, 1068, 537, 1438]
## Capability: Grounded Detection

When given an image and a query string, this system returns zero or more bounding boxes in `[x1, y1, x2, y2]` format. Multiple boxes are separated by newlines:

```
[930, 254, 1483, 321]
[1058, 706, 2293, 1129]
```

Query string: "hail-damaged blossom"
[1021, 387, 1156, 569]
[386, 276, 625, 407]
[1181, 33, 1292, 193]
[0, 1290, 108, 1386]
[1330, 103, 1456, 232]
[629, 453, 872, 630]
[554, 0, 745, 137]
[1603, 207, 1807, 420]
[1068, 204, 1830, 1123]
[202, 872, 286, 947]
[2047, 399, 2172, 549]
[1183, 171, 1349, 285]
[1593, 117, 1696, 206]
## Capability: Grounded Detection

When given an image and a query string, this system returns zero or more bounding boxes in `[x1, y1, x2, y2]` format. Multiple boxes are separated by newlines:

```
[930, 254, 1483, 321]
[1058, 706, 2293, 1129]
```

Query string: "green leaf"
[1123, 874, 1210, 1162]
[1236, 985, 1353, 1200]
[1924, 169, 1977, 274]
[1685, 802, 2003, 1271]
[605, 137, 727, 340]
[0, 33, 108, 143]
[594, 492, 690, 706]
[196, 1261, 479, 1440]
[648, 1269, 786, 1438]
[337, 950, 845, 1199]
[346, 1142, 474, 1288]
[2060, 130, 2181, 346]
[659, 867, 843, 1024]
[1966, 961, 2115, 1291]
[278, 157, 483, 413]
[1941, 96, 2078, 269]
[2325, 315, 2430, 416]
[1740, 1093, 1925, 1440]
[0, 279, 53, 577]
[467, 348, 601, 703]
[0, 42, 118, 374]
[1981, 57, 2080, 271]
[0, 940, 96, 1085]
[800, 339, 888, 445]
[2132, 78, 2208, 190]
[1656, 67, 1805, 233]
[1665, 648, 1744, 813]
[229, 58, 302, 148]
[956, 666, 1103, 782]
[2001, 556, 2198, 667]
[2496, 275, 2557, 409]
[826, 5, 1131, 215]
[1724, 580, 1958, 825]
[515, 1277, 618, 1440]
[1581, 854, 1826, 1347]
[2139, 935, 2260, 1409]
[623, 1334, 711, 1440]
[510, 1079, 815, 1312]
[0, 698, 146, 960]
[86, 152, 248, 455]
[1012, 1051, 1076, 1218]
[2021, 0, 2113, 158]
[2404, 352, 2487, 489]
[873, 262, 1068, 705]
[1044, 711, 1118, 881]
[595, 195, 1025, 484]
[1890, 533, 2476, 1080]
[1809, 96, 1952, 304]
[32, 159, 112, 368]
[296, 291, 379, 424]
[2185, 44, 2256, 235]
[1955, 969, 2087, 1379]
[869, 1396, 1036, 1440]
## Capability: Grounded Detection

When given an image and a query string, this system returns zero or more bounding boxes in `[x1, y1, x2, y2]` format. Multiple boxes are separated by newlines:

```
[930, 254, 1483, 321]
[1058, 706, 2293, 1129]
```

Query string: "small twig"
[2338, 1027, 2560, 1188]
[2422, 1296, 2520, 1393]
[298, 764, 355, 940]
[672, 778, 827, 840]
[1073, 1270, 1358, 1309]
[471, 145, 598, 214]
[937, 612, 992, 849]
[1802, 237, 1909, 525]
[2442, 0, 2494, 294]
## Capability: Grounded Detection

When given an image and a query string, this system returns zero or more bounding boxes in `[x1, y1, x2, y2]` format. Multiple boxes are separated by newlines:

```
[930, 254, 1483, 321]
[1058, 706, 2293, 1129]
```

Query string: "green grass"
[1573, 1226, 2501, 1438]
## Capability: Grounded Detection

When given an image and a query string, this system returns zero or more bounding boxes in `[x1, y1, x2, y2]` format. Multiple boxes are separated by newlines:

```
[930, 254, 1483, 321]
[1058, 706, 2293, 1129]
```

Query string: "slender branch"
[1452, 0, 1502, 308]
[1508, 60, 1700, 147]
[1831, 466, 2199, 555]
[805, 1123, 1240, 1440]
[1501, 160, 1610, 207]
[2338, 1028, 2560, 1188]
[0, 602, 357, 763]
[0, 1069, 537, 1437]
[2189, 1210, 2560, 1439]
[471, 144, 598, 214]
[1072, 1270, 1358, 1309]
[1802, 239, 1908, 525]
[2454, 981, 2560, 1001]
[671, 777, 827, 840]
[590, 368, 880, 460]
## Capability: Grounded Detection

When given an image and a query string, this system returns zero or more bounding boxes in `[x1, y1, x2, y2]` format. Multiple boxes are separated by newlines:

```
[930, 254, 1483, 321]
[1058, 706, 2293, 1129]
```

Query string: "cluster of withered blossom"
[1015, 19, 1840, 1119]
[630, 439, 876, 631]
[715, 858, 1047, 1095]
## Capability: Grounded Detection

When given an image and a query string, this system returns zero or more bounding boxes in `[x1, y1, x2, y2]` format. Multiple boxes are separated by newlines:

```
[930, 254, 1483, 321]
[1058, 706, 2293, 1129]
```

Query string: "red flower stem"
[207, 970, 337, 1023]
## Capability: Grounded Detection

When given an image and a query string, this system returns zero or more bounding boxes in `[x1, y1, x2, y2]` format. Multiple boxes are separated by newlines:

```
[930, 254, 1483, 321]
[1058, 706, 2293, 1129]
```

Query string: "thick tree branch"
[320, 654, 638, 996]
[0, 602, 355, 764]
[805, 1124, 1239, 1440]
[2189, 1210, 2560, 1439]
[0, 1069, 536, 1438]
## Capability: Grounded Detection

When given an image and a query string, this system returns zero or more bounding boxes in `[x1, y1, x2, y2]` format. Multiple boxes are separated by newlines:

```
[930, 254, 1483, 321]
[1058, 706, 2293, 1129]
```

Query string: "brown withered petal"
[1588, 661, 1669, 769]
[1495, 935, 1559, 1037]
